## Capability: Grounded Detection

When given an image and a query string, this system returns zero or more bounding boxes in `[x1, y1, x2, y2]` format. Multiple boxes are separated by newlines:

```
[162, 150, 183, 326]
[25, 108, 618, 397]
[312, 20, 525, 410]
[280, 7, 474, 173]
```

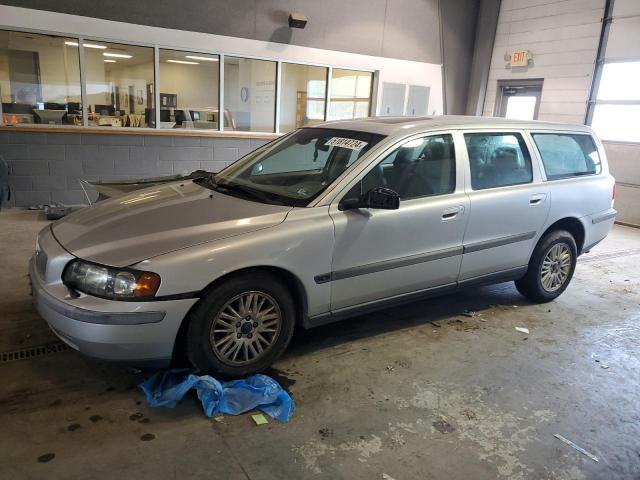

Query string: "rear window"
[532, 133, 602, 180]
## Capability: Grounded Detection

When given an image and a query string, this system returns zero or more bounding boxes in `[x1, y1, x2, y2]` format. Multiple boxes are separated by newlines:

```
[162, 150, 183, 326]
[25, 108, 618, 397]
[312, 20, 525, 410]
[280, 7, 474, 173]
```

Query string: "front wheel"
[515, 230, 577, 303]
[186, 271, 296, 378]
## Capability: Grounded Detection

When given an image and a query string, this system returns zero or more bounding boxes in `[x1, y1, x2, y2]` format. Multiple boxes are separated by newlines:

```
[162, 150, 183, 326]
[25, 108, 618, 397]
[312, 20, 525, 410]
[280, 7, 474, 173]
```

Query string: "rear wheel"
[515, 230, 577, 303]
[186, 272, 295, 377]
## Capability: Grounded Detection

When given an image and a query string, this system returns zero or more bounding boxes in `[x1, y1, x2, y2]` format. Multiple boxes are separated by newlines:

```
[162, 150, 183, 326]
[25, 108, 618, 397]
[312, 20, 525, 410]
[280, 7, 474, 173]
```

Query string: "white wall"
[0, 4, 444, 118]
[483, 0, 605, 123]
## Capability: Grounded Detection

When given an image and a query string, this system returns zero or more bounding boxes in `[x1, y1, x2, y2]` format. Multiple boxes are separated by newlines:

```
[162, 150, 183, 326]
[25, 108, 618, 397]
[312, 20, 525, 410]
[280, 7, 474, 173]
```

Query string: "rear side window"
[531, 133, 602, 180]
[464, 132, 533, 190]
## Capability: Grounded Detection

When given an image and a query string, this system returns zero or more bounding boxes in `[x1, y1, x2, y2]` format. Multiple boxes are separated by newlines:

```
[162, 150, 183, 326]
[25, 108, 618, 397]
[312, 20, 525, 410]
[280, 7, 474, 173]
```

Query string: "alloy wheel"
[540, 242, 572, 292]
[210, 291, 282, 365]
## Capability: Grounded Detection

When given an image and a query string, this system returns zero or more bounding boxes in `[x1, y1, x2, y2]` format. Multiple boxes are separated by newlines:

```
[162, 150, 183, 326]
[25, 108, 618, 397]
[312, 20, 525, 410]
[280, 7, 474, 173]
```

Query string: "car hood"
[52, 181, 292, 267]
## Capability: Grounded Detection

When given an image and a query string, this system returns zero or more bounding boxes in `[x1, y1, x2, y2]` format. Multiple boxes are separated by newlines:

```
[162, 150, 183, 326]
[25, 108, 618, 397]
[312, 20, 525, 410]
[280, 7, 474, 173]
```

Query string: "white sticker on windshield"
[325, 137, 368, 151]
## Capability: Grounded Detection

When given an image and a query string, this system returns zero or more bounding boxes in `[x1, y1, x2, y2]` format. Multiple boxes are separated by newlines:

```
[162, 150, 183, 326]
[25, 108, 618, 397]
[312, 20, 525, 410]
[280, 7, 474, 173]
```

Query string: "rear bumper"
[583, 208, 617, 252]
[30, 255, 197, 366]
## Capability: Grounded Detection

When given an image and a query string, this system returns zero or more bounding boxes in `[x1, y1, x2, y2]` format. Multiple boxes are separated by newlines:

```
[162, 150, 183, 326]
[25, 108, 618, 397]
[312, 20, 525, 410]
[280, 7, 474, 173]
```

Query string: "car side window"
[531, 133, 602, 180]
[349, 134, 456, 200]
[464, 132, 533, 190]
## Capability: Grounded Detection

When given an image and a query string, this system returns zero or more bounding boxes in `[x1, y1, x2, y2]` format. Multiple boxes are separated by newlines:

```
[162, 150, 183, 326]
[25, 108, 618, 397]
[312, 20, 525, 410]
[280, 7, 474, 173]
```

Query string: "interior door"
[495, 80, 543, 120]
[405, 85, 430, 116]
[460, 130, 550, 281]
[380, 83, 406, 116]
[328, 133, 469, 311]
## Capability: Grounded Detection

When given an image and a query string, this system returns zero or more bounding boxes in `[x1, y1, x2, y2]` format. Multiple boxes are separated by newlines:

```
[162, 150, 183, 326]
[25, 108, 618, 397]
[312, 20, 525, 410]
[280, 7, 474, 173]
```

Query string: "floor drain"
[0, 342, 69, 364]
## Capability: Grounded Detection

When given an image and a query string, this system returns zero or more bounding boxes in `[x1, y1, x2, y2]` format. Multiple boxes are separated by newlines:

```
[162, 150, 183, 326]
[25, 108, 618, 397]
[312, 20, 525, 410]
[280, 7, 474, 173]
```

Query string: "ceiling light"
[185, 55, 218, 62]
[103, 52, 132, 58]
[167, 59, 199, 65]
[104, 59, 116, 63]
[65, 41, 106, 49]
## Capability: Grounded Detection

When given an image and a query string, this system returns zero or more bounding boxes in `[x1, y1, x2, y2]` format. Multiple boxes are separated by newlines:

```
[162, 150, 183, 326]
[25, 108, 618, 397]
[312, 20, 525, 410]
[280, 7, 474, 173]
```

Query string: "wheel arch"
[539, 217, 586, 254]
[172, 266, 309, 363]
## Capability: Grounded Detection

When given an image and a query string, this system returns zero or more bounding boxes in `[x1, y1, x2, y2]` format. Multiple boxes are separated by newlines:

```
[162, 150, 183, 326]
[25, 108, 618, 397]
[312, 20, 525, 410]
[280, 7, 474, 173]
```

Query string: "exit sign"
[511, 50, 530, 67]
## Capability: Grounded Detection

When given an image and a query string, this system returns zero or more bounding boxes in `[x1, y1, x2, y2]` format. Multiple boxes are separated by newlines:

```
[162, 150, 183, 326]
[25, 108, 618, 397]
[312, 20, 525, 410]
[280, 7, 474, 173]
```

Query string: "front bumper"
[30, 230, 198, 366]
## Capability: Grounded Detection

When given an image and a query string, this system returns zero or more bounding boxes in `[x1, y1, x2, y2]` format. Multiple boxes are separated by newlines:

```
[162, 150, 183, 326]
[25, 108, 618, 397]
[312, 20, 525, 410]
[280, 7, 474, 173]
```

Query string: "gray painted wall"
[441, 0, 481, 114]
[0, 0, 443, 64]
[0, 131, 268, 207]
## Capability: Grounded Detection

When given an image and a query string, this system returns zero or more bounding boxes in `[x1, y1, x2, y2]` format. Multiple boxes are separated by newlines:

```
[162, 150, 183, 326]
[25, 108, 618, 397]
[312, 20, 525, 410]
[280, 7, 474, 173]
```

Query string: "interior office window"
[327, 69, 372, 121]
[591, 62, 640, 142]
[464, 133, 533, 190]
[0, 30, 81, 126]
[223, 57, 276, 132]
[280, 63, 327, 133]
[158, 49, 219, 130]
[355, 135, 455, 200]
[532, 133, 602, 180]
[83, 41, 154, 128]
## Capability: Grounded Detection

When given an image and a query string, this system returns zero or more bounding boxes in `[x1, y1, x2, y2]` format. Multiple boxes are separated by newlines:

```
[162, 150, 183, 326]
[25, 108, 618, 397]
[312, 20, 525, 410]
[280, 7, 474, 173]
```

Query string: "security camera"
[288, 13, 307, 29]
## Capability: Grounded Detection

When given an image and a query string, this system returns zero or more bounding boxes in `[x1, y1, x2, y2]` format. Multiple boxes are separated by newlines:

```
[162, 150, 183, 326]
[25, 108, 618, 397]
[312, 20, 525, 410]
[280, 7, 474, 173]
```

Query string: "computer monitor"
[2, 103, 35, 114]
[66, 102, 81, 113]
[191, 111, 200, 121]
[94, 104, 115, 116]
[159, 109, 172, 122]
[44, 102, 66, 111]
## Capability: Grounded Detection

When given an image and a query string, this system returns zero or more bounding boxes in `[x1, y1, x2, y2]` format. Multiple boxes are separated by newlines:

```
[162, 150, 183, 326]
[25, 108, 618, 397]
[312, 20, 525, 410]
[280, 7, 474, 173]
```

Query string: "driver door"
[328, 133, 470, 311]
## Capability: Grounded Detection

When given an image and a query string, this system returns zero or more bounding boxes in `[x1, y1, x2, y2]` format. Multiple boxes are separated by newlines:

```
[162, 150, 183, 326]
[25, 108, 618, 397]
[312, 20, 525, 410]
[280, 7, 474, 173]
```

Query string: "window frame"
[585, 0, 640, 144]
[337, 131, 458, 206]
[0, 26, 377, 134]
[463, 131, 535, 191]
[530, 132, 602, 181]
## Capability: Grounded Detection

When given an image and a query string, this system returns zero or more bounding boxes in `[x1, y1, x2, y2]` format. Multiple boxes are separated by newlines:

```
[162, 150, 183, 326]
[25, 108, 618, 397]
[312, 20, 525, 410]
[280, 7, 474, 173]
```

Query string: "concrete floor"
[1, 208, 639, 480]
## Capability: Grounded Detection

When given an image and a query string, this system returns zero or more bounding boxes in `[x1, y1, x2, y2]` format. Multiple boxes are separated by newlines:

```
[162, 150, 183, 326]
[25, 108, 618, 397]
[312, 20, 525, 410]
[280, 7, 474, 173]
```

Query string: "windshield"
[208, 128, 385, 206]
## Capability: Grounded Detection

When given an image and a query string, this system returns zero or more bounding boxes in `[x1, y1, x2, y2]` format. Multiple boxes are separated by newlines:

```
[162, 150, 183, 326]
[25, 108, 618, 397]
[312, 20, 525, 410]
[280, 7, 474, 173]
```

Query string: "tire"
[515, 229, 577, 303]
[186, 271, 296, 378]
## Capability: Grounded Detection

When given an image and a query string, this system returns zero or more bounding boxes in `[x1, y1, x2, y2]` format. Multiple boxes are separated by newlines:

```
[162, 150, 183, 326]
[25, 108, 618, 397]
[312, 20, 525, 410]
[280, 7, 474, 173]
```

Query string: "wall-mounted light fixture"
[288, 12, 307, 29]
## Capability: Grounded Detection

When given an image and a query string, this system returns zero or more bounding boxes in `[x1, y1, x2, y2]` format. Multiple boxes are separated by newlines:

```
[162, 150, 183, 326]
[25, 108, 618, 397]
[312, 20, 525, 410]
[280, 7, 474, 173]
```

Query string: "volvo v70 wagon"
[31, 116, 617, 376]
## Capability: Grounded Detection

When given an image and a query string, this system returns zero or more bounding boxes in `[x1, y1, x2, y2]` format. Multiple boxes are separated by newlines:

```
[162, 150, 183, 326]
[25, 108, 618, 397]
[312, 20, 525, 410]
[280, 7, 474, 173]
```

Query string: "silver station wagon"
[31, 116, 617, 376]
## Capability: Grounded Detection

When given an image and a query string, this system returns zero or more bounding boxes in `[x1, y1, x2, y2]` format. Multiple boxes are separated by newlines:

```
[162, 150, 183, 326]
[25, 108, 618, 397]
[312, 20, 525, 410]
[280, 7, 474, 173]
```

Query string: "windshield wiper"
[200, 175, 289, 206]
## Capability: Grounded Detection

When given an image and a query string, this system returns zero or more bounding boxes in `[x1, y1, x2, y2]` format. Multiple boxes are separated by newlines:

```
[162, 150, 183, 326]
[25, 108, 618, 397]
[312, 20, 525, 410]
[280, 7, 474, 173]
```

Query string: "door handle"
[442, 205, 464, 221]
[529, 194, 547, 206]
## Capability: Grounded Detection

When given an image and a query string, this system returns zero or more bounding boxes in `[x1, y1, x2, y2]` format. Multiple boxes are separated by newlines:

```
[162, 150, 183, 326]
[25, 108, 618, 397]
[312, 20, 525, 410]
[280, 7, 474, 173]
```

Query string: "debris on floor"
[515, 327, 529, 334]
[139, 369, 295, 422]
[553, 434, 599, 462]
[432, 418, 455, 434]
[462, 309, 476, 317]
[251, 413, 269, 425]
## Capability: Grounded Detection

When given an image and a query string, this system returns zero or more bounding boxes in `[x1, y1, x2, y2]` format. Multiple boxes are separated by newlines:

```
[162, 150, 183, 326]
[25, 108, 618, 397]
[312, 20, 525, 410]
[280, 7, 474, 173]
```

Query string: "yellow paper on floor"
[251, 413, 268, 425]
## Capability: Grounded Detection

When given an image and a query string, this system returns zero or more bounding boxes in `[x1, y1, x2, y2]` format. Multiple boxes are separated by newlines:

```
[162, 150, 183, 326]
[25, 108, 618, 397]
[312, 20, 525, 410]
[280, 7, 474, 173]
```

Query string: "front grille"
[35, 248, 48, 276]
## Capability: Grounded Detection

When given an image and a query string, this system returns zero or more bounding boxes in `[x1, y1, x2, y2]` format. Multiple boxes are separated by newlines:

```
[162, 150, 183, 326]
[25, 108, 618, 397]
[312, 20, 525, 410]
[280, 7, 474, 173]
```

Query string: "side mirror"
[340, 187, 400, 211]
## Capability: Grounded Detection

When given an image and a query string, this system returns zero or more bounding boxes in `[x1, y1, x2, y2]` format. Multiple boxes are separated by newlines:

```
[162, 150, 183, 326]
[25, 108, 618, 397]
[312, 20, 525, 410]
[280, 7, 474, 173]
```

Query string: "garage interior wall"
[0, 1, 463, 207]
[483, 0, 605, 124]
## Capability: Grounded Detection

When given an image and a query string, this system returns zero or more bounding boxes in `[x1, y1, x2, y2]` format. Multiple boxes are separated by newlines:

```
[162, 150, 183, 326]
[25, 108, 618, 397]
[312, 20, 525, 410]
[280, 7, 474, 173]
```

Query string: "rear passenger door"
[459, 130, 550, 282]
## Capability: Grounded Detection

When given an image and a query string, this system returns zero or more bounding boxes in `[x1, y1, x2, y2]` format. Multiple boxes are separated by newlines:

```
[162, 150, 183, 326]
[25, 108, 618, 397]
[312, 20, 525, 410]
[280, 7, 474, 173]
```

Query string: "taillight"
[612, 183, 617, 201]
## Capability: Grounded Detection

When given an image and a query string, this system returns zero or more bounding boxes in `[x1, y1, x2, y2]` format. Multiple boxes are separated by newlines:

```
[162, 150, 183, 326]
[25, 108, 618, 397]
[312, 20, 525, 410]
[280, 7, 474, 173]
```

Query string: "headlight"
[63, 260, 161, 300]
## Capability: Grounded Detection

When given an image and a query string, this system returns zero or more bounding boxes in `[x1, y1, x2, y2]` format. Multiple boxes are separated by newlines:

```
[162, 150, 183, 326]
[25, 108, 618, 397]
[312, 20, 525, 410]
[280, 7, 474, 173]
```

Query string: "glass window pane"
[464, 133, 533, 190]
[223, 56, 276, 132]
[532, 133, 601, 180]
[328, 69, 372, 121]
[591, 104, 640, 142]
[84, 41, 154, 128]
[505, 96, 537, 120]
[158, 49, 219, 130]
[215, 128, 384, 206]
[0, 30, 81, 126]
[359, 134, 455, 200]
[596, 62, 640, 101]
[280, 63, 327, 133]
